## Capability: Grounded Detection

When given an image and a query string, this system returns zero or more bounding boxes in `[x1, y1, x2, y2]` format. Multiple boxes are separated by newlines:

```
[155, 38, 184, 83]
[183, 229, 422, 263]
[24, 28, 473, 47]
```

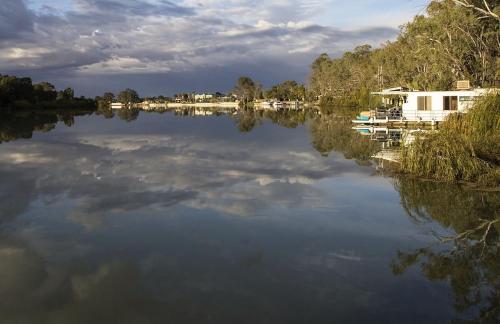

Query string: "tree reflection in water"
[392, 178, 499, 323]
[0, 109, 94, 144]
[232, 109, 315, 133]
[309, 113, 380, 164]
[1, 109, 498, 322]
[231, 109, 380, 166]
[116, 108, 141, 122]
[234, 108, 260, 133]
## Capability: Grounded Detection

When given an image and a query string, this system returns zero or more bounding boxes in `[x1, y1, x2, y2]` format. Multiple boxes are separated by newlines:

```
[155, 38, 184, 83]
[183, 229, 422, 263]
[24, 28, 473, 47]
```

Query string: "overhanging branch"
[450, 0, 500, 21]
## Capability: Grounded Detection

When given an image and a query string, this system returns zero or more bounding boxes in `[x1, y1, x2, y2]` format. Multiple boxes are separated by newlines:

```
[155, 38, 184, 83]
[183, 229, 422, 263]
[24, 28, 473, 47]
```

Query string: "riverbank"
[400, 94, 499, 188]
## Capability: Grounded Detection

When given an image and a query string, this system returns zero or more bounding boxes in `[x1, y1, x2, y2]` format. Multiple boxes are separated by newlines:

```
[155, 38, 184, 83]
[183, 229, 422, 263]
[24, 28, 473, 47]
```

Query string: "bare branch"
[450, 0, 500, 21]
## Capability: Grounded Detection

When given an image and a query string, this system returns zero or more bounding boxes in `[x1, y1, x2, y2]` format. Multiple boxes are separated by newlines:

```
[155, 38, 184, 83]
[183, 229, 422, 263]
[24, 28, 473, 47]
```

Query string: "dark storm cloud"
[0, 0, 399, 95]
[0, 0, 34, 40]
[75, 0, 195, 16]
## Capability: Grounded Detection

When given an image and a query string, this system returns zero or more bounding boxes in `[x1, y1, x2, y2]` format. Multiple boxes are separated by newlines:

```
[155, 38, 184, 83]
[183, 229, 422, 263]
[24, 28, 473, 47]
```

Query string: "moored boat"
[353, 83, 497, 125]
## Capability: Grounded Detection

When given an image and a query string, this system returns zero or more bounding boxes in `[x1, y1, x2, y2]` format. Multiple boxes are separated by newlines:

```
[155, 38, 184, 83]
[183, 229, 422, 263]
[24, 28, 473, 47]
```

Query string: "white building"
[111, 102, 123, 109]
[355, 86, 495, 124]
[194, 93, 214, 101]
[137, 101, 167, 110]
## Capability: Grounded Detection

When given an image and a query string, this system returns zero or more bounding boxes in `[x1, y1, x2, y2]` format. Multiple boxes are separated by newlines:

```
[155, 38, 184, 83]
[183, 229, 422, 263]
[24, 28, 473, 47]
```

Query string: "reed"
[400, 93, 500, 186]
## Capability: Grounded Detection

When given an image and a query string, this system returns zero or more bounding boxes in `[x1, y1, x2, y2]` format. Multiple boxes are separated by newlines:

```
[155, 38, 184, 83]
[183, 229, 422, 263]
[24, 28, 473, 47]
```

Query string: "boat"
[353, 83, 496, 125]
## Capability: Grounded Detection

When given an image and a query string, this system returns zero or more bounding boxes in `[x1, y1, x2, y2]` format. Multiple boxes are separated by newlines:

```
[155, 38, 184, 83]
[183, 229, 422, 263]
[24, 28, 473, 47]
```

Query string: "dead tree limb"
[450, 0, 500, 21]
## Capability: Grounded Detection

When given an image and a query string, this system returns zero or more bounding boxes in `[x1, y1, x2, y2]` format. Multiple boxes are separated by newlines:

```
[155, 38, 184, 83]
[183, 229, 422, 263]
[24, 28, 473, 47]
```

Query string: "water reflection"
[0, 109, 93, 143]
[309, 114, 380, 163]
[0, 109, 498, 323]
[393, 178, 499, 322]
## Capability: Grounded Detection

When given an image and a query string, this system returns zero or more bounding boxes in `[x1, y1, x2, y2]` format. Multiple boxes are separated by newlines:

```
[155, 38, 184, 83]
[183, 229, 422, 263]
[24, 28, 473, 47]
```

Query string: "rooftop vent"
[456, 80, 471, 90]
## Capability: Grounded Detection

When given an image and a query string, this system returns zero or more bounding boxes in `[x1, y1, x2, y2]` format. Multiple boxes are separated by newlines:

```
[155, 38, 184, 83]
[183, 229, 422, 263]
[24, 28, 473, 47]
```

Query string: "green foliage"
[0, 75, 34, 108]
[57, 87, 74, 100]
[400, 94, 500, 186]
[309, 114, 380, 163]
[265, 80, 306, 101]
[0, 109, 94, 144]
[232, 109, 313, 133]
[308, 1, 500, 105]
[400, 131, 492, 183]
[233, 108, 260, 132]
[33, 82, 57, 102]
[392, 177, 499, 322]
[117, 89, 140, 105]
[262, 110, 311, 129]
[102, 92, 114, 103]
[0, 74, 95, 111]
[95, 92, 116, 117]
[233, 77, 261, 103]
[116, 108, 140, 122]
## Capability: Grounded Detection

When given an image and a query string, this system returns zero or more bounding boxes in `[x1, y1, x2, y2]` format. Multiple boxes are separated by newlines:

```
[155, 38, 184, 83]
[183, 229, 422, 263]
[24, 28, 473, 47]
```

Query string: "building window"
[459, 96, 474, 102]
[443, 96, 458, 110]
[417, 96, 432, 111]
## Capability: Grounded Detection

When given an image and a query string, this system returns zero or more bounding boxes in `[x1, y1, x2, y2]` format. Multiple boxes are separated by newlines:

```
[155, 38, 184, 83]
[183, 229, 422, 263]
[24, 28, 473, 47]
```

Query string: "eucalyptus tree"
[117, 89, 140, 106]
[33, 82, 57, 102]
[265, 80, 306, 101]
[308, 0, 500, 106]
[57, 87, 74, 100]
[448, 0, 500, 20]
[234, 77, 257, 103]
[102, 92, 115, 103]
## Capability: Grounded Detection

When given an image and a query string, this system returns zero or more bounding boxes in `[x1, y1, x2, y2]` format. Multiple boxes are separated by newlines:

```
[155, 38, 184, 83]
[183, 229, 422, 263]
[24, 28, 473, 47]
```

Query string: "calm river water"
[0, 109, 498, 323]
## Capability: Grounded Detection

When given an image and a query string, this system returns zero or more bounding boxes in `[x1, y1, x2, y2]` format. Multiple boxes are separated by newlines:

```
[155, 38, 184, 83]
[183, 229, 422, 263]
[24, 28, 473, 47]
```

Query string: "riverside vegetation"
[0, 75, 95, 111]
[307, 0, 499, 187]
[308, 0, 499, 107]
[401, 94, 500, 187]
[2, 1, 499, 186]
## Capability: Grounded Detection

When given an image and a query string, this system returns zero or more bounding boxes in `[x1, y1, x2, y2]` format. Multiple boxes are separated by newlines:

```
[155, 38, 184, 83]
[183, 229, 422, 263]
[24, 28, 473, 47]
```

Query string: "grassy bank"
[400, 94, 500, 187]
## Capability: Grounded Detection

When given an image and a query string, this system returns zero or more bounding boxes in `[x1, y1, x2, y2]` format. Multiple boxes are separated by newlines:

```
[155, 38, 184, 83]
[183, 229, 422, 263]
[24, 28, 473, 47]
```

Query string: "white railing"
[368, 109, 459, 122]
[402, 110, 457, 122]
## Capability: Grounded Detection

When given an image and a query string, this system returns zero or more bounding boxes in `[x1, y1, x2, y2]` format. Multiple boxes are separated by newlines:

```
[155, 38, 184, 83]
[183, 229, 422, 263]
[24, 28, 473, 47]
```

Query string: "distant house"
[194, 93, 214, 101]
[219, 95, 237, 102]
[111, 102, 123, 109]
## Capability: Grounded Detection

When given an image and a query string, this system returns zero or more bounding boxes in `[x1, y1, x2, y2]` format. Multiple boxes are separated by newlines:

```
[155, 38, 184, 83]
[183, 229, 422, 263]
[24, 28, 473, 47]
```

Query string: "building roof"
[371, 87, 494, 96]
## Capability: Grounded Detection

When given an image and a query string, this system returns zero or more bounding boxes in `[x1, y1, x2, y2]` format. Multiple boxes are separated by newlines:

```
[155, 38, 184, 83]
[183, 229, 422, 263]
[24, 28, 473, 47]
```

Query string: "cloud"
[0, 0, 401, 95]
[0, 0, 34, 40]
[73, 0, 195, 16]
[0, 120, 366, 228]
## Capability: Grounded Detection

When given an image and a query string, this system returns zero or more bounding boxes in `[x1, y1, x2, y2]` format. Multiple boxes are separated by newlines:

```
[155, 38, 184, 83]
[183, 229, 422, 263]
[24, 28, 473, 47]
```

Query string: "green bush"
[400, 93, 500, 186]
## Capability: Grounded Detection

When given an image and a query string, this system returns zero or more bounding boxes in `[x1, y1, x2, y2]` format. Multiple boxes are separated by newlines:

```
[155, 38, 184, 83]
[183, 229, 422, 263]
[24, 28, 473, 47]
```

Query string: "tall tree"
[33, 82, 57, 102]
[233, 77, 257, 103]
[117, 89, 140, 106]
[102, 92, 115, 103]
[266, 80, 306, 101]
[449, 0, 500, 20]
[308, 0, 500, 107]
[58, 87, 74, 100]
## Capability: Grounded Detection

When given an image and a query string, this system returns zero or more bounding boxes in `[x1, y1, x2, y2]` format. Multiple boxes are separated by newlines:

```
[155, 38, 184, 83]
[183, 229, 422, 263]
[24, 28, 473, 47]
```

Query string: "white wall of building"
[402, 89, 488, 121]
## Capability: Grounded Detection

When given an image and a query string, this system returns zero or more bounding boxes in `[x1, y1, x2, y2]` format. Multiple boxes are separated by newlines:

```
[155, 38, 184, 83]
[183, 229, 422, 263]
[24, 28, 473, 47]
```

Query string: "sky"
[1, 0, 429, 97]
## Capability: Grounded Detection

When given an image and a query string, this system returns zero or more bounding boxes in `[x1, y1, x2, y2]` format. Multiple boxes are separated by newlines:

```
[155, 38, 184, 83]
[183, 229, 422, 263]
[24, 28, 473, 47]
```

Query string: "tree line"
[309, 0, 500, 107]
[232, 77, 307, 104]
[95, 79, 308, 110]
[0, 74, 95, 111]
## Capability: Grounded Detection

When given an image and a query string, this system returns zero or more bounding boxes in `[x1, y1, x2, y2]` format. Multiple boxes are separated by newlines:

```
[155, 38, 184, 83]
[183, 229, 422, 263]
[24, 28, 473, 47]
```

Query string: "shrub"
[400, 93, 500, 186]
